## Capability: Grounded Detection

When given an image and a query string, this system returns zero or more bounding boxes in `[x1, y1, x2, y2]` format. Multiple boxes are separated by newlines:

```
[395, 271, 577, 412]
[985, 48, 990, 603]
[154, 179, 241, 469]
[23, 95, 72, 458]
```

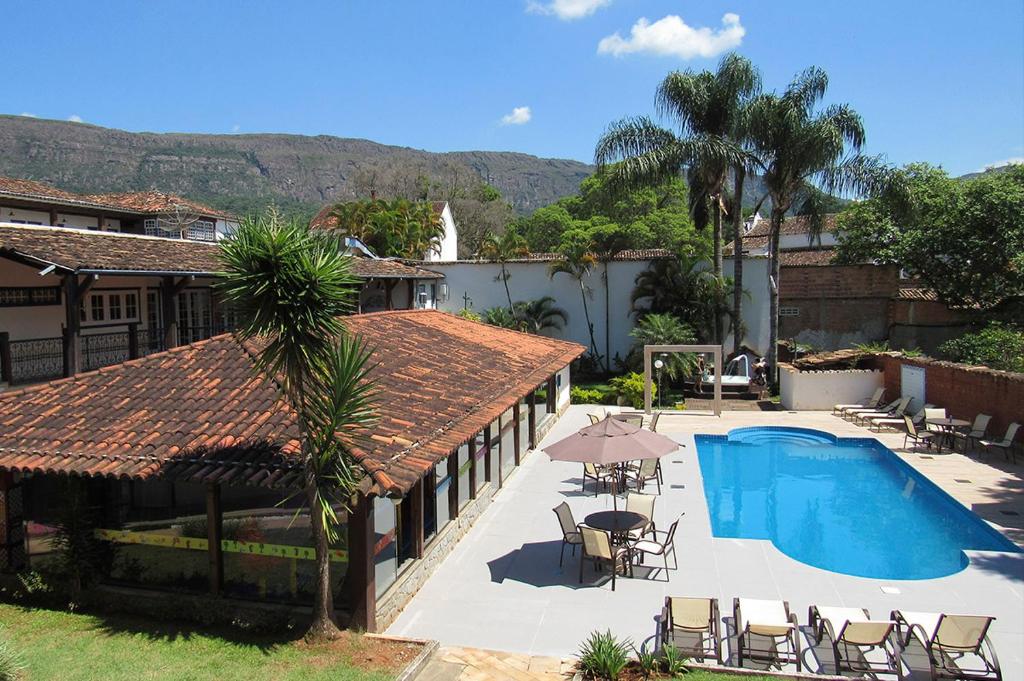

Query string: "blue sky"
[7, 1, 1023, 176]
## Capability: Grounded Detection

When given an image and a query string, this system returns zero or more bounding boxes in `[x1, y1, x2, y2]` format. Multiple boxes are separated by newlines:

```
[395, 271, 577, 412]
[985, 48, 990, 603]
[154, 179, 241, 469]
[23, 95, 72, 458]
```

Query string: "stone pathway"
[416, 646, 574, 681]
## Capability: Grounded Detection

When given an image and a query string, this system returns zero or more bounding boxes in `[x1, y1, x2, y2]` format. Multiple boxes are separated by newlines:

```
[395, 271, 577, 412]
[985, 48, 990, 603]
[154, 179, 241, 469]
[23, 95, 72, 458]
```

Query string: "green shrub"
[571, 386, 605, 404]
[577, 630, 631, 680]
[939, 322, 1024, 373]
[609, 372, 653, 410]
[633, 644, 659, 679]
[457, 308, 482, 322]
[0, 631, 25, 681]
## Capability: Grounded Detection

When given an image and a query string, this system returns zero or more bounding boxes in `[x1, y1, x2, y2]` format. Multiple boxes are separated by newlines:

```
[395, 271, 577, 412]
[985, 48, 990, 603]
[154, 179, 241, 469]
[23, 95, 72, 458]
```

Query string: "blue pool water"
[695, 427, 1020, 580]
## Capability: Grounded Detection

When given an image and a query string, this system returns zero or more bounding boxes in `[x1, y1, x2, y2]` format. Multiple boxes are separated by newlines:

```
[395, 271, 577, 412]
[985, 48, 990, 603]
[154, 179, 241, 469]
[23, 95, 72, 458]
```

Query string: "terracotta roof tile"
[0, 310, 584, 495]
[778, 248, 838, 266]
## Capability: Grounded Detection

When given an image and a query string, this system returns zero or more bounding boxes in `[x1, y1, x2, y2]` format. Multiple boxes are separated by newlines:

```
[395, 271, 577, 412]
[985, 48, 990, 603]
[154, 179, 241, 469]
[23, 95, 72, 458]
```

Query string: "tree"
[326, 197, 445, 259]
[594, 53, 756, 343]
[478, 230, 530, 311]
[217, 213, 378, 641]
[628, 313, 699, 380]
[630, 254, 732, 343]
[549, 230, 600, 360]
[514, 296, 568, 335]
[746, 66, 889, 388]
[939, 322, 1024, 373]
[835, 163, 1024, 310]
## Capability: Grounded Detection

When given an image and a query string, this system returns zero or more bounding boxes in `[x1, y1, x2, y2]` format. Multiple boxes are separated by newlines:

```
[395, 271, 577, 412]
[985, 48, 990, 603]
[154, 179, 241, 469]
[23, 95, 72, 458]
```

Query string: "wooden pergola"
[642, 344, 723, 416]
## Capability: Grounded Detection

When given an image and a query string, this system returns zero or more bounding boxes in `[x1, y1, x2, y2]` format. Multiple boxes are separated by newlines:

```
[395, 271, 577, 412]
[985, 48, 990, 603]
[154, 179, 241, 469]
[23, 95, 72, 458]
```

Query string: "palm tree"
[747, 67, 890, 387]
[478, 230, 529, 311]
[514, 296, 568, 335]
[549, 232, 599, 360]
[327, 198, 445, 259]
[217, 212, 378, 641]
[630, 254, 733, 343]
[595, 53, 758, 343]
[629, 312, 699, 380]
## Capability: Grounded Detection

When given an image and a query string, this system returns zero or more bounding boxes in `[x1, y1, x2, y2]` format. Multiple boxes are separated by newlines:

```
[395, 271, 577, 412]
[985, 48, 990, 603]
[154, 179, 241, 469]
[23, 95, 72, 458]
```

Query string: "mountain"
[957, 162, 1022, 181]
[0, 115, 593, 217]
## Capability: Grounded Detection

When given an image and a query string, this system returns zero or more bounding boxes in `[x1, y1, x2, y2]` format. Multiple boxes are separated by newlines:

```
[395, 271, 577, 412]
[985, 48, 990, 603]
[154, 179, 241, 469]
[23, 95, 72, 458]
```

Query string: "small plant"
[661, 644, 688, 676]
[852, 340, 891, 353]
[0, 631, 26, 681]
[609, 372, 654, 410]
[633, 644, 659, 679]
[457, 308, 483, 323]
[901, 346, 924, 358]
[577, 630, 631, 680]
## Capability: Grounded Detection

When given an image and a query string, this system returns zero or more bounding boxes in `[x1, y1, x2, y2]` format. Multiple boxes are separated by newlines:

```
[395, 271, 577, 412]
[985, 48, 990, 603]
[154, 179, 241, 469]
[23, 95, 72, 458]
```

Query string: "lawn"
[0, 603, 418, 681]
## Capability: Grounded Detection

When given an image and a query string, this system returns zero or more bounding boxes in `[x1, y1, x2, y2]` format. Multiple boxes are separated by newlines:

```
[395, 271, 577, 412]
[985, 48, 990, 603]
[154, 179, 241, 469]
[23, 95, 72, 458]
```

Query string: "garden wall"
[779, 363, 884, 411]
[865, 354, 1024, 436]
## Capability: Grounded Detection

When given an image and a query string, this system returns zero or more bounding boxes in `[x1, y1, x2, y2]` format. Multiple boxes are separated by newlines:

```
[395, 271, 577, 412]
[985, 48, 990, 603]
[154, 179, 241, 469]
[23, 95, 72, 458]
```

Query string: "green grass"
[0, 603, 403, 681]
[681, 671, 779, 680]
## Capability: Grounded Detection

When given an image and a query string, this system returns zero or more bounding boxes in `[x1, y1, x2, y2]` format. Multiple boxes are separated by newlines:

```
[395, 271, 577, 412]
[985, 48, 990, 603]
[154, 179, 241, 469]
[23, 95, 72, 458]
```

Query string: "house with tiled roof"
[0, 309, 583, 632]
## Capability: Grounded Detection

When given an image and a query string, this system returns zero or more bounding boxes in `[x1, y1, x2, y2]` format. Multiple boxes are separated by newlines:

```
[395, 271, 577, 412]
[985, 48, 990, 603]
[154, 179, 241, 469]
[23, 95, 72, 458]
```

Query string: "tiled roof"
[725, 214, 838, 254]
[0, 224, 222, 274]
[0, 310, 584, 495]
[896, 287, 940, 301]
[0, 175, 234, 220]
[439, 248, 674, 264]
[778, 248, 838, 267]
[0, 224, 441, 279]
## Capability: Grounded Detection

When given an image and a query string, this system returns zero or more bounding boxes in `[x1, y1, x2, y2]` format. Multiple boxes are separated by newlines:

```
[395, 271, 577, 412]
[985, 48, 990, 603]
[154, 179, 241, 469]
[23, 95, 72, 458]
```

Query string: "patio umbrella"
[544, 416, 680, 510]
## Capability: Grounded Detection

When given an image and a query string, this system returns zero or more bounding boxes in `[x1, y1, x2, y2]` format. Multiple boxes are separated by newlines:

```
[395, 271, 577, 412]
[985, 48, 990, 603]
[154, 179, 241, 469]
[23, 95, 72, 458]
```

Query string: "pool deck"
[387, 406, 1024, 678]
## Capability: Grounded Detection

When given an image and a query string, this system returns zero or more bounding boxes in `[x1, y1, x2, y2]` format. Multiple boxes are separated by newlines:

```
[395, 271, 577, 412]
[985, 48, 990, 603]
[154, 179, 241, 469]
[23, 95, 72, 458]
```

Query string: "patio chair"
[853, 395, 912, 426]
[578, 526, 632, 591]
[618, 413, 644, 426]
[833, 387, 885, 416]
[588, 413, 601, 425]
[626, 458, 662, 494]
[552, 502, 582, 567]
[808, 605, 899, 677]
[903, 415, 936, 452]
[979, 422, 1021, 464]
[870, 403, 933, 432]
[923, 407, 948, 434]
[630, 515, 680, 577]
[625, 492, 656, 538]
[952, 414, 992, 454]
[845, 397, 901, 422]
[733, 598, 802, 672]
[661, 597, 722, 664]
[893, 610, 1002, 681]
[648, 411, 661, 432]
[582, 462, 615, 496]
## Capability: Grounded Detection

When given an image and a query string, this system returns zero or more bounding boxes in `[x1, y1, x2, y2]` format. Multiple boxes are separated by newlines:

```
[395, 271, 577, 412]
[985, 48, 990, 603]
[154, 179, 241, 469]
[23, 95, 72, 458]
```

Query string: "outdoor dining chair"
[903, 415, 936, 452]
[660, 597, 722, 664]
[578, 526, 632, 591]
[648, 411, 661, 432]
[924, 407, 948, 434]
[626, 458, 661, 494]
[952, 414, 992, 454]
[979, 422, 1021, 464]
[582, 462, 616, 495]
[625, 492, 656, 538]
[808, 605, 899, 678]
[630, 515, 680, 578]
[892, 610, 1002, 681]
[552, 502, 582, 567]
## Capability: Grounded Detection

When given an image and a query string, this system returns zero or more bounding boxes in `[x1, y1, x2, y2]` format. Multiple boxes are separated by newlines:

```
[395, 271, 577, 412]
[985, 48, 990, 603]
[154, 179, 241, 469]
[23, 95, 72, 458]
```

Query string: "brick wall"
[780, 263, 901, 299]
[867, 354, 1024, 436]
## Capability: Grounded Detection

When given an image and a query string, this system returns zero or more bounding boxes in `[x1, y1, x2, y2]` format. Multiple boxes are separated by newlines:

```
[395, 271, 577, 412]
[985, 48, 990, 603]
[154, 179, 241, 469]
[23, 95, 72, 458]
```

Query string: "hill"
[0, 115, 592, 217]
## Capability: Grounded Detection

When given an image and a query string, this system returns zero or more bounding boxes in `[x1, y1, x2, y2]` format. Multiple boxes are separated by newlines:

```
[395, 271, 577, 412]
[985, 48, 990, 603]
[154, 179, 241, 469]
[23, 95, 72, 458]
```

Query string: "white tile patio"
[387, 405, 1024, 678]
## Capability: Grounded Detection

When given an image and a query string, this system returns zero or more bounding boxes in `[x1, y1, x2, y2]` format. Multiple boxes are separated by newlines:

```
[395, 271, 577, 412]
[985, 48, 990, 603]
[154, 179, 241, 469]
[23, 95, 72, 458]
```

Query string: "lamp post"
[654, 358, 664, 410]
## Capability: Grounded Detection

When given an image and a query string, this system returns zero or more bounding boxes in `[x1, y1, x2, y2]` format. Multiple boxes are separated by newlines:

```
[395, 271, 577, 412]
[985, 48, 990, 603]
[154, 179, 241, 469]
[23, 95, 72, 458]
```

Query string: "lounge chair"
[625, 492, 656, 538]
[979, 423, 1021, 464]
[834, 387, 885, 416]
[870, 403, 933, 432]
[952, 414, 992, 454]
[853, 395, 912, 426]
[808, 605, 899, 677]
[903, 415, 936, 452]
[617, 413, 644, 426]
[846, 397, 901, 422]
[733, 598, 802, 671]
[578, 526, 632, 590]
[626, 458, 662, 494]
[661, 597, 722, 664]
[893, 610, 1002, 681]
[582, 462, 615, 496]
[552, 502, 582, 567]
[630, 516, 680, 578]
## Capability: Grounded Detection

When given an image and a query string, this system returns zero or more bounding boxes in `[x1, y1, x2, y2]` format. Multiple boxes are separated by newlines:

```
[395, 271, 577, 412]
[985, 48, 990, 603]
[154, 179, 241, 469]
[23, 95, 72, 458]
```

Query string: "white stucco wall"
[779, 364, 884, 411]
[423, 203, 458, 262]
[723, 255, 771, 356]
[556, 365, 571, 409]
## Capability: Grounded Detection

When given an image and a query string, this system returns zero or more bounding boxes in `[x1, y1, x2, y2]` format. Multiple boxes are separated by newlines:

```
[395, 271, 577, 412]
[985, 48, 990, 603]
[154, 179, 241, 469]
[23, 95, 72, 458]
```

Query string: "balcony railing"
[1, 324, 233, 386]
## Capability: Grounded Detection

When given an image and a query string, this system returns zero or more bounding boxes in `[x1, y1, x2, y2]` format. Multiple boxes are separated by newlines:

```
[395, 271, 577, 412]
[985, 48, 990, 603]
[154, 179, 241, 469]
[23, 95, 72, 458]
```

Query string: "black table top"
[584, 510, 648, 532]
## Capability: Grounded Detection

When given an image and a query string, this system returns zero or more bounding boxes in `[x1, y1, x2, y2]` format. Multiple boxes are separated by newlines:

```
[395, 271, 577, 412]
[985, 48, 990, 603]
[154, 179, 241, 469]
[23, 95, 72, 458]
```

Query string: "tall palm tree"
[549, 233, 599, 359]
[747, 67, 890, 387]
[514, 296, 568, 335]
[217, 213, 378, 641]
[595, 53, 758, 344]
[478, 230, 529, 311]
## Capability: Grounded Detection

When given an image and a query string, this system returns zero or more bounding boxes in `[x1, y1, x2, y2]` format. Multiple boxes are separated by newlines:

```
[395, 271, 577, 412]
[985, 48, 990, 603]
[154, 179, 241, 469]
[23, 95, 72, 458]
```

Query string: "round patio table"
[584, 511, 648, 544]
[926, 418, 970, 451]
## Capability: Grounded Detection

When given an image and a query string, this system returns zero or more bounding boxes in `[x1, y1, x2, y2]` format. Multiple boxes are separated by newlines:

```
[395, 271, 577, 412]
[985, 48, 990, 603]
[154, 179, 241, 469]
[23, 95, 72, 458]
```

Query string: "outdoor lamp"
[654, 359, 664, 370]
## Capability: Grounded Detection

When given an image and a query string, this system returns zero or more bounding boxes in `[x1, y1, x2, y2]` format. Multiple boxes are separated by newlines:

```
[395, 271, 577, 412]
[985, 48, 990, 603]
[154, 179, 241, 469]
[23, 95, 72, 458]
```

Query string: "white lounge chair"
[845, 398, 901, 422]
[893, 610, 1002, 680]
[870, 403, 932, 432]
[809, 605, 899, 677]
[834, 388, 885, 416]
[979, 422, 1021, 464]
[853, 395, 912, 426]
[733, 597, 801, 671]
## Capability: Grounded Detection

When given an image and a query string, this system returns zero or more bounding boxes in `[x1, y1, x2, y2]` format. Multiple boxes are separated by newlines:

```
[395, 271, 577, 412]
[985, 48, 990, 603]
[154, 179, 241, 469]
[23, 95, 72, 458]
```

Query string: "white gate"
[900, 364, 927, 411]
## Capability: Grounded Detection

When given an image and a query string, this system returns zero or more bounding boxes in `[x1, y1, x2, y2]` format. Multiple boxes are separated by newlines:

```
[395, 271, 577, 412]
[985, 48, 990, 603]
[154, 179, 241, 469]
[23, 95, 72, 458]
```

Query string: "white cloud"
[231, 124, 241, 133]
[19, 112, 38, 118]
[500, 106, 532, 126]
[982, 156, 1024, 171]
[598, 13, 745, 59]
[527, 0, 610, 20]
[68, 114, 83, 123]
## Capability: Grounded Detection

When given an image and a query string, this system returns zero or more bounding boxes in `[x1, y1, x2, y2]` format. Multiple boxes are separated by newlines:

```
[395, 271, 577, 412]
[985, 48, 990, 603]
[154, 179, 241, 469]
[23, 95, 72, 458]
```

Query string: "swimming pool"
[695, 427, 1021, 580]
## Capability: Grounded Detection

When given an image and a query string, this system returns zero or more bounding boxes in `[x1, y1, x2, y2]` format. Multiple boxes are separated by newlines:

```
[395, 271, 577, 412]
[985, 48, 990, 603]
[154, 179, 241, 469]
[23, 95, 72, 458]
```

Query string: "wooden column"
[513, 403, 522, 466]
[161, 276, 178, 349]
[546, 375, 557, 414]
[468, 437, 478, 499]
[384, 281, 396, 311]
[127, 323, 140, 360]
[0, 471, 26, 573]
[447, 453, 459, 519]
[206, 483, 223, 594]
[62, 274, 80, 377]
[410, 479, 424, 560]
[407, 279, 415, 309]
[528, 391, 537, 450]
[347, 493, 377, 633]
[49, 208, 58, 226]
[483, 426, 493, 483]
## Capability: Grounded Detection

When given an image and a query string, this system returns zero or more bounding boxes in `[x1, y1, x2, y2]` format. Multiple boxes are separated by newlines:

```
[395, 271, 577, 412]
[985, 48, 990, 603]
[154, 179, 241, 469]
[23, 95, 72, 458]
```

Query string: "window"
[109, 294, 122, 320]
[186, 220, 216, 242]
[0, 286, 60, 307]
[458, 443, 471, 510]
[125, 293, 138, 320]
[144, 219, 161, 237]
[779, 307, 801, 317]
[79, 291, 142, 326]
[90, 295, 105, 321]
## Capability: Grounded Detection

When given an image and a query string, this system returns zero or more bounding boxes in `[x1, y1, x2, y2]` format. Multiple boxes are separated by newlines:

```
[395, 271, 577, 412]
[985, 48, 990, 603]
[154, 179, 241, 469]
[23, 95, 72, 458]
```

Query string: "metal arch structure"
[643, 344, 722, 417]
